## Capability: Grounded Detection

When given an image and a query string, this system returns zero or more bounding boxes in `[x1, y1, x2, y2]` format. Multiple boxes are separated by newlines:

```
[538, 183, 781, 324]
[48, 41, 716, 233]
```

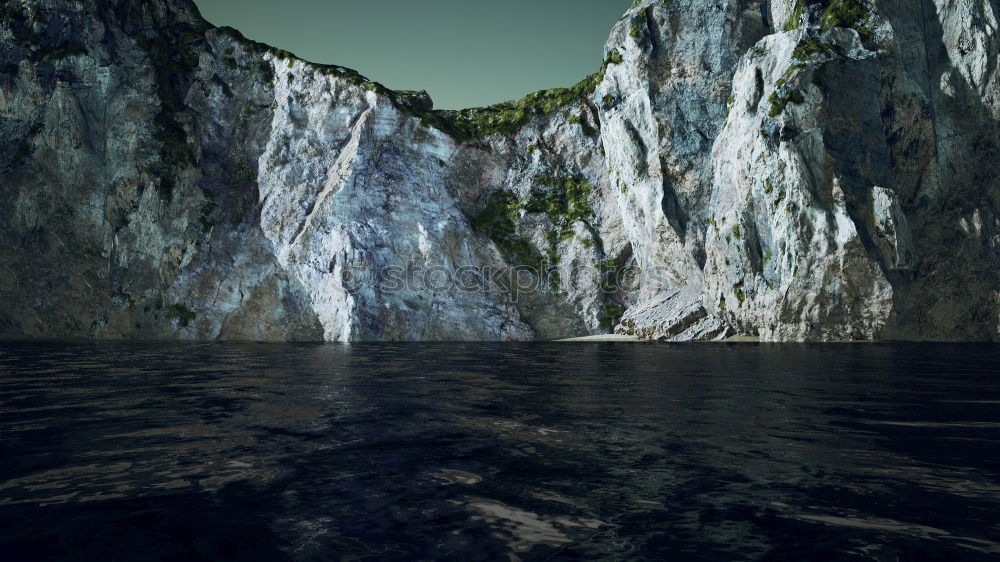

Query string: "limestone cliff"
[0, 0, 996, 341]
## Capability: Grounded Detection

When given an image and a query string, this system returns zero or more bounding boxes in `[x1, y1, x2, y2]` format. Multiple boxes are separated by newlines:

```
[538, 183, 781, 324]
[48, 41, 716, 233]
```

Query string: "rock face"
[0, 0, 997, 341]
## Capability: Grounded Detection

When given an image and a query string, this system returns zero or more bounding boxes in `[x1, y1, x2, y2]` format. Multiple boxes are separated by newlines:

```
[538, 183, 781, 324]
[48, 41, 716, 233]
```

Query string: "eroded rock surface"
[1, 0, 996, 341]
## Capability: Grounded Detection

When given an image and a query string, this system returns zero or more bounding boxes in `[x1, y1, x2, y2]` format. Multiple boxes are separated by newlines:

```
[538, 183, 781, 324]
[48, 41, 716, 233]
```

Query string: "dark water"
[1, 343, 999, 561]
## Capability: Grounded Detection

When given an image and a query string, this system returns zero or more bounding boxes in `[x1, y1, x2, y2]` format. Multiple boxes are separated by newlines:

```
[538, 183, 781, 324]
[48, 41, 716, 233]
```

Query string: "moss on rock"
[526, 174, 596, 240]
[470, 173, 599, 291]
[820, 0, 872, 39]
[768, 86, 805, 118]
[470, 191, 544, 271]
[166, 304, 197, 327]
[784, 0, 809, 31]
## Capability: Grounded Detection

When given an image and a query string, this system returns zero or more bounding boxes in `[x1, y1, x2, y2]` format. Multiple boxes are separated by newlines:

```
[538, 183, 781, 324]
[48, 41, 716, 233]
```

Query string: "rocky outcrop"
[604, 0, 999, 342]
[616, 285, 733, 342]
[0, 0, 996, 341]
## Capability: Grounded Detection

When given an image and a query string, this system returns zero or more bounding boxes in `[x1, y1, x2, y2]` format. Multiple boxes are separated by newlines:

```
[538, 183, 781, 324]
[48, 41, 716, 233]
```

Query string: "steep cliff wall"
[0, 0, 996, 341]
[606, 0, 999, 341]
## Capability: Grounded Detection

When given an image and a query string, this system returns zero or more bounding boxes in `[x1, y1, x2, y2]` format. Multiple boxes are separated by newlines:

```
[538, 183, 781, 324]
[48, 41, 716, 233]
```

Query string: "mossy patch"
[792, 37, 843, 62]
[599, 257, 633, 294]
[820, 0, 872, 40]
[768, 87, 805, 118]
[530, 174, 601, 289]
[784, 0, 809, 31]
[166, 304, 196, 328]
[566, 113, 599, 137]
[630, 6, 650, 38]
[258, 58, 275, 84]
[783, 0, 872, 39]
[470, 191, 544, 271]
[260, 47, 620, 146]
[38, 42, 87, 62]
[602, 305, 626, 329]
[433, 50, 621, 143]
[525, 174, 596, 241]
[734, 287, 747, 304]
[470, 174, 598, 291]
[214, 24, 619, 147]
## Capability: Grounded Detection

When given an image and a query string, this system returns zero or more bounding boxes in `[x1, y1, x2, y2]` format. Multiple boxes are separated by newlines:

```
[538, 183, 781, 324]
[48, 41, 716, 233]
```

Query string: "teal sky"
[192, 0, 632, 110]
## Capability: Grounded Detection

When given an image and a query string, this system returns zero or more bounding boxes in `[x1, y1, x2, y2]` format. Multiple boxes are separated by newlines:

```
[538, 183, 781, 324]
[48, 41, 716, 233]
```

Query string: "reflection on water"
[0, 342, 999, 560]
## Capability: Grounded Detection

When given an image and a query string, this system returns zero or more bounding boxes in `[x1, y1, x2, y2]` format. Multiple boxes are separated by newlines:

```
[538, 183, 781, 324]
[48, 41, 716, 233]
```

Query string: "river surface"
[0, 342, 998, 560]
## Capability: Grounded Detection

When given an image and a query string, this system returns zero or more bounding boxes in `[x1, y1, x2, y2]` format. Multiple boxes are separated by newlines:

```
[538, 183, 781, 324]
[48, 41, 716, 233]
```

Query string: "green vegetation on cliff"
[166, 304, 197, 328]
[470, 191, 545, 271]
[431, 49, 622, 143]
[525, 175, 596, 241]
[784, 0, 808, 31]
[784, 0, 872, 40]
[216, 25, 619, 146]
[470, 174, 599, 291]
[821, 0, 872, 39]
[768, 87, 805, 118]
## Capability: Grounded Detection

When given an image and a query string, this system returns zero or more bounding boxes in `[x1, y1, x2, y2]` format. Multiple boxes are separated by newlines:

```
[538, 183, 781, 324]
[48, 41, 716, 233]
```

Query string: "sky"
[192, 0, 632, 110]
